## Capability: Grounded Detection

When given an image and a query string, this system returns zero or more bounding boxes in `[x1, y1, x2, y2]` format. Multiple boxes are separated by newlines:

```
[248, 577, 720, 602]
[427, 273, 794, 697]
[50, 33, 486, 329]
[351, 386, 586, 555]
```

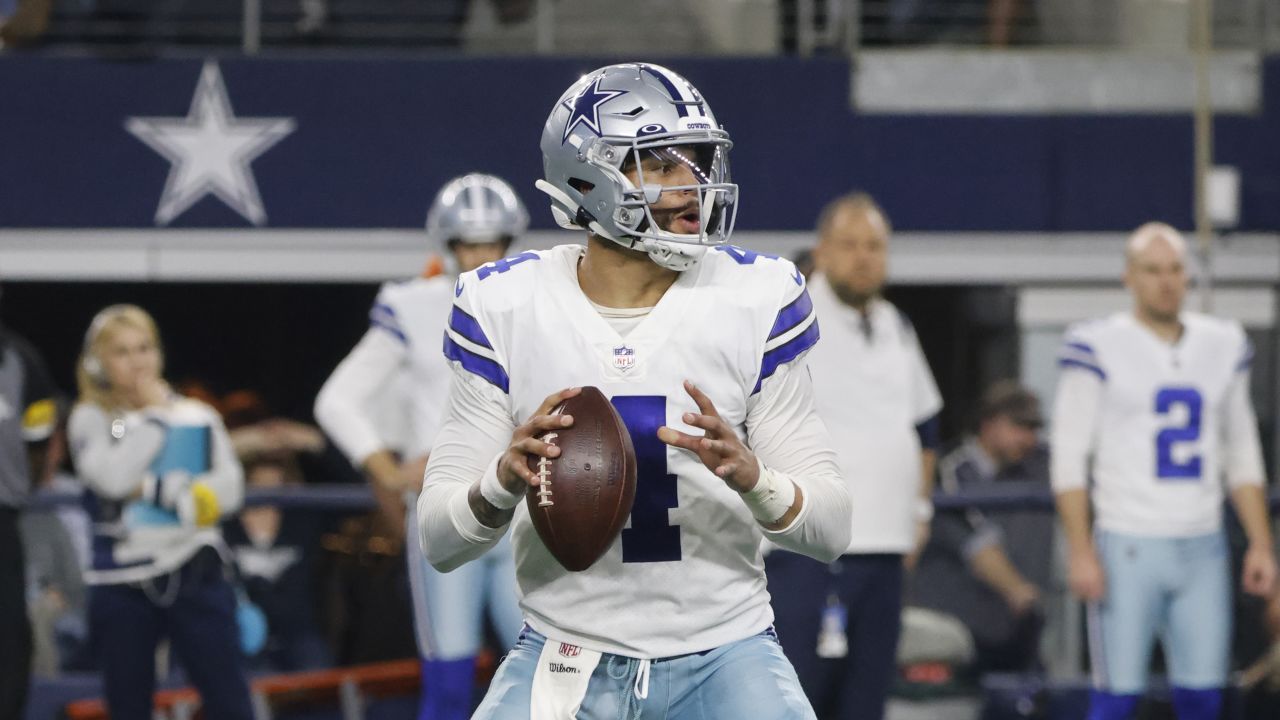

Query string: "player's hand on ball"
[657, 380, 760, 493]
[1242, 543, 1278, 597]
[497, 387, 581, 494]
[1068, 547, 1106, 602]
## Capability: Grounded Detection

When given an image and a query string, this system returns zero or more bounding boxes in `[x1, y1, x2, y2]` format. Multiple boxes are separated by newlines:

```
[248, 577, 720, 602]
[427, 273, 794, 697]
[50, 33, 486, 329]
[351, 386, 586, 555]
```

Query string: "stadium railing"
[23, 0, 1280, 55]
[798, 0, 1280, 53]
[28, 482, 1280, 514]
[60, 658, 421, 720]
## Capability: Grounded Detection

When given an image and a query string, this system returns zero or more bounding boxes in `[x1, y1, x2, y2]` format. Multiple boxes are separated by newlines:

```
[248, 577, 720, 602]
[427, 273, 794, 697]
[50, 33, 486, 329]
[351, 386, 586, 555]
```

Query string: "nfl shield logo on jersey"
[559, 643, 581, 658]
[612, 345, 636, 372]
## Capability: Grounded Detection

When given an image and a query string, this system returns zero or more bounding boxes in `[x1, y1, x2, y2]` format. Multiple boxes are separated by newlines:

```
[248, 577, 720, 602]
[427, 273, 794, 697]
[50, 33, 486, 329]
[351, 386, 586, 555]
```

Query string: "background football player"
[1051, 222, 1278, 720]
[418, 62, 854, 718]
[315, 174, 527, 720]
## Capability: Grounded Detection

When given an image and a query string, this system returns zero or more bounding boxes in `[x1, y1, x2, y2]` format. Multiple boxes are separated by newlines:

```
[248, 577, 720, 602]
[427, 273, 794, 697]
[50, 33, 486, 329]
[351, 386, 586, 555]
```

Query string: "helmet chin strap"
[643, 239, 706, 271]
[535, 179, 584, 231]
[536, 178, 707, 271]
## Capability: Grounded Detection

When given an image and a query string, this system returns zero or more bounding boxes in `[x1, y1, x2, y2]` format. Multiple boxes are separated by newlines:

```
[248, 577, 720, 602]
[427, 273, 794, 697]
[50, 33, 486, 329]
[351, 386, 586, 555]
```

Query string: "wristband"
[739, 460, 796, 524]
[479, 454, 525, 510]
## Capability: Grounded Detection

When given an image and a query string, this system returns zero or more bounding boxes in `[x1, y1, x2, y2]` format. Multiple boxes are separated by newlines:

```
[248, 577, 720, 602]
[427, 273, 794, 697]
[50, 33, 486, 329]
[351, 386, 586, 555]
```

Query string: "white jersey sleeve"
[314, 317, 407, 466]
[748, 261, 820, 393]
[1050, 324, 1106, 494]
[418, 265, 517, 571]
[1222, 332, 1265, 489]
[417, 369, 515, 572]
[747, 361, 851, 560]
[742, 265, 851, 560]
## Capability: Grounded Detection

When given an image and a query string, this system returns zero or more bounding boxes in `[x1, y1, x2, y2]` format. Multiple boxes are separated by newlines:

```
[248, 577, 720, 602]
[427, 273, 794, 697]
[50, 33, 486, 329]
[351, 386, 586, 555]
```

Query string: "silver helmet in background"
[427, 173, 529, 253]
[537, 63, 738, 271]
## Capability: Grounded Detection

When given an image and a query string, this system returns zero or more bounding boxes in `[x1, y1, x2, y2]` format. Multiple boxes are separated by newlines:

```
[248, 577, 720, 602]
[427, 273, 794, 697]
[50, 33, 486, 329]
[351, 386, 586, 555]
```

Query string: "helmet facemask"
[605, 136, 735, 244]
[537, 63, 740, 271]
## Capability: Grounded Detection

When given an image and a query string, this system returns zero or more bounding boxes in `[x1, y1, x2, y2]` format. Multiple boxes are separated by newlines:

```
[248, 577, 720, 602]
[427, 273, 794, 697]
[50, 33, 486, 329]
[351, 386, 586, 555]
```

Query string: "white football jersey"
[316, 275, 454, 464]
[422, 243, 852, 658]
[372, 277, 455, 456]
[1050, 312, 1264, 537]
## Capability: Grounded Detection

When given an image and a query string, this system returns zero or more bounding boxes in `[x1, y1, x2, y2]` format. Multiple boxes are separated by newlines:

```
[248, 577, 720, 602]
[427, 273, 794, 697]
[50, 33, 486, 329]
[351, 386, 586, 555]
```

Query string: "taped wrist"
[479, 454, 524, 510]
[739, 459, 797, 524]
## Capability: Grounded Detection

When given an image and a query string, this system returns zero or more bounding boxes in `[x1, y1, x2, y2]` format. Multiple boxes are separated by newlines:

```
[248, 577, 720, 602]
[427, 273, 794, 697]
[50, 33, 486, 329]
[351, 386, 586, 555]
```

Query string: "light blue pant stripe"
[1089, 529, 1231, 693]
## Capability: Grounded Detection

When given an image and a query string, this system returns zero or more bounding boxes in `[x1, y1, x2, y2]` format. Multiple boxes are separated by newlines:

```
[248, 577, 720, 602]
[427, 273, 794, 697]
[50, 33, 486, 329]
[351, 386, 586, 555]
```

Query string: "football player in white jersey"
[417, 63, 852, 719]
[1051, 222, 1277, 720]
[315, 174, 528, 720]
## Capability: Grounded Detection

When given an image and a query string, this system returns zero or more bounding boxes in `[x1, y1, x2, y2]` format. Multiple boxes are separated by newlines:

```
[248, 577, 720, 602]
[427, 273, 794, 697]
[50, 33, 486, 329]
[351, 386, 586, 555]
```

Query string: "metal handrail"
[25, 484, 1280, 513]
[40, 0, 1280, 55]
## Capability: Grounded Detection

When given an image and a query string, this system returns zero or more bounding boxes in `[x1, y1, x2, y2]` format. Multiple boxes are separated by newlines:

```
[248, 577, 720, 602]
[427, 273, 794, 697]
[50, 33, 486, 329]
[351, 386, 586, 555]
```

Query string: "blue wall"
[2, 55, 1278, 232]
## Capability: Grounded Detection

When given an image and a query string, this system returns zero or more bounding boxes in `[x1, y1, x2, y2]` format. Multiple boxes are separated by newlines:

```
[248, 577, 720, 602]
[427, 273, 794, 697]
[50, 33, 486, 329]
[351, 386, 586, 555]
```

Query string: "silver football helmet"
[537, 63, 738, 271]
[427, 173, 529, 253]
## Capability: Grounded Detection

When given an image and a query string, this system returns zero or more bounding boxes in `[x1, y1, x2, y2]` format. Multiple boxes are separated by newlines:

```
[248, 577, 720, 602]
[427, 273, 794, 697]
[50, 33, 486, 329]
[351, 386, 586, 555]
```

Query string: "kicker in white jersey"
[1050, 311, 1264, 538]
[423, 243, 851, 658]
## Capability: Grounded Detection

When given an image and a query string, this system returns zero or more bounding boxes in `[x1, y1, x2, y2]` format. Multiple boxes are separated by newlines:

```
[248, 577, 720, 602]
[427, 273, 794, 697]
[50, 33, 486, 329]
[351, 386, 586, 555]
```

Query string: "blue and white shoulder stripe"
[442, 303, 509, 393]
[369, 301, 407, 344]
[755, 284, 819, 394]
[1057, 337, 1105, 380]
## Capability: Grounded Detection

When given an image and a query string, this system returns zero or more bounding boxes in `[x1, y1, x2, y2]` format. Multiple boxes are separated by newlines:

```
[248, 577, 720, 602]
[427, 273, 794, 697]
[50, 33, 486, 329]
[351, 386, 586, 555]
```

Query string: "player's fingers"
[500, 453, 541, 488]
[532, 386, 582, 418]
[683, 380, 719, 418]
[714, 462, 737, 479]
[657, 426, 705, 453]
[513, 436, 561, 459]
[682, 411, 727, 436]
[520, 413, 574, 438]
[699, 436, 730, 456]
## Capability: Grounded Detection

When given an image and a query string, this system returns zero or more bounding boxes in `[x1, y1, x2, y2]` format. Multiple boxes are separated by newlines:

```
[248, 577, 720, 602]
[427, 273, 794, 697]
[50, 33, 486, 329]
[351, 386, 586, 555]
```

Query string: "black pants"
[974, 606, 1045, 674]
[767, 552, 904, 720]
[0, 507, 31, 720]
[90, 548, 254, 720]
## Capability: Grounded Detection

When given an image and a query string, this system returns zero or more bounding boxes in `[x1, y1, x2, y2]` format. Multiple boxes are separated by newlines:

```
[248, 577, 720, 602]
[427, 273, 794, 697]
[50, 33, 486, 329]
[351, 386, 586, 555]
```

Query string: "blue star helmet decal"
[561, 75, 626, 144]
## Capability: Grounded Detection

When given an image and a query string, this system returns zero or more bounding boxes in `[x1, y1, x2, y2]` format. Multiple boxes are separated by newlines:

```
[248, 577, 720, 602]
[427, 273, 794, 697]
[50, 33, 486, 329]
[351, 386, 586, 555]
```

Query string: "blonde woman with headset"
[67, 305, 252, 719]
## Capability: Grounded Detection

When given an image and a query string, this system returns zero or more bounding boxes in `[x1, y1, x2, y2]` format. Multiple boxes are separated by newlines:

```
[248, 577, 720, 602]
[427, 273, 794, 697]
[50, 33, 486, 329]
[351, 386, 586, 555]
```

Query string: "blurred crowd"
[14, 382, 425, 680]
[0, 0, 1223, 52]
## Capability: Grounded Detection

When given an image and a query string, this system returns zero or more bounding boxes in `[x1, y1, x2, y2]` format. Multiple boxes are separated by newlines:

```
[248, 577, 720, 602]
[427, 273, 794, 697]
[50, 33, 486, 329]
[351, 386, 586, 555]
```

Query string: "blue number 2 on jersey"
[1154, 387, 1203, 480]
[612, 396, 682, 563]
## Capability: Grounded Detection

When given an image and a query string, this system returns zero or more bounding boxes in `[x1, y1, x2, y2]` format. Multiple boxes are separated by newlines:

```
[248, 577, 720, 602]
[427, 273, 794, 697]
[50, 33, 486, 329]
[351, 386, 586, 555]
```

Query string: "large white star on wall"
[126, 61, 296, 226]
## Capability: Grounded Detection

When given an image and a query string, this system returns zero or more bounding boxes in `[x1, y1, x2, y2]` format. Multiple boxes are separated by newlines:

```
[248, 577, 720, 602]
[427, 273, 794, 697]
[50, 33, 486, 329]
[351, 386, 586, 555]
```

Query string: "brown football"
[525, 386, 637, 572]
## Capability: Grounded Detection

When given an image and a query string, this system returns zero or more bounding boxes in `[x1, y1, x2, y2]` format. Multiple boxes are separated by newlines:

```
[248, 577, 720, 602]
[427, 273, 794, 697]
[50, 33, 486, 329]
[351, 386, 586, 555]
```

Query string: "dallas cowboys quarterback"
[417, 63, 853, 718]
[1051, 222, 1277, 720]
[314, 174, 527, 720]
